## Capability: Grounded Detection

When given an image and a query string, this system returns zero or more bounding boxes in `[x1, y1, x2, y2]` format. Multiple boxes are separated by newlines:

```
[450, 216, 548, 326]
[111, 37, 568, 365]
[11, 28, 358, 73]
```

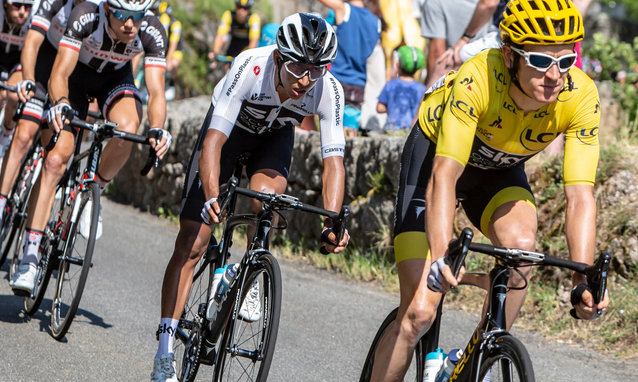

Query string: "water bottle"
[205, 267, 226, 320]
[423, 348, 445, 382]
[434, 348, 462, 382]
[206, 264, 238, 320]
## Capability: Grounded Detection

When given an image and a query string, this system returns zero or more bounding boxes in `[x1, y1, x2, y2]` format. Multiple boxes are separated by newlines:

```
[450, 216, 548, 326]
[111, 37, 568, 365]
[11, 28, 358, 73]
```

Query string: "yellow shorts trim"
[394, 231, 431, 264]
[479, 186, 536, 235]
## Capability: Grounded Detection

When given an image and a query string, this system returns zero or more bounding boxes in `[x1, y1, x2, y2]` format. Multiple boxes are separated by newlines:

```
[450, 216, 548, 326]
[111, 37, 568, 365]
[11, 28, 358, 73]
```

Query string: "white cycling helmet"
[107, 0, 155, 12]
[5, 0, 37, 5]
[276, 13, 337, 66]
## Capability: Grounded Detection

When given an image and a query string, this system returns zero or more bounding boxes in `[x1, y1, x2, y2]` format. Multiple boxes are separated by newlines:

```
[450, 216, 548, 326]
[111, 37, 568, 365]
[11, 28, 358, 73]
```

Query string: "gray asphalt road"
[0, 199, 635, 381]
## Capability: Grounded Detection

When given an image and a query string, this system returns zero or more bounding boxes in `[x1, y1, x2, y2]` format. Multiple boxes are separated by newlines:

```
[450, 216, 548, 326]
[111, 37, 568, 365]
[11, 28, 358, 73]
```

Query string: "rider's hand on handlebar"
[47, 102, 72, 133]
[16, 80, 35, 103]
[427, 257, 466, 293]
[148, 128, 172, 160]
[201, 197, 222, 225]
[320, 224, 350, 254]
[570, 283, 610, 320]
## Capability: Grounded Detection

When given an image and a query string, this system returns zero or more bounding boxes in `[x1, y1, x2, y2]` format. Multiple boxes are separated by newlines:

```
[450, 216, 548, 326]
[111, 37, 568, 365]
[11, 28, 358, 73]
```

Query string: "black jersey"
[59, 1, 167, 73]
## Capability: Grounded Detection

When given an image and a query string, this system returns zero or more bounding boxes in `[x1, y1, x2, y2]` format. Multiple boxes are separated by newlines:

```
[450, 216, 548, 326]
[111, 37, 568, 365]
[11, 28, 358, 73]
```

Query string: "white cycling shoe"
[0, 127, 14, 158]
[9, 264, 37, 295]
[78, 200, 102, 240]
[239, 280, 262, 322]
[151, 353, 178, 382]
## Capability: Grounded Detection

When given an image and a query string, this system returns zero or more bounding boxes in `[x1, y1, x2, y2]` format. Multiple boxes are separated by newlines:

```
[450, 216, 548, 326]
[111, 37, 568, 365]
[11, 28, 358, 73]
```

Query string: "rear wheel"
[214, 252, 282, 382]
[478, 334, 535, 382]
[50, 182, 99, 340]
[359, 307, 426, 382]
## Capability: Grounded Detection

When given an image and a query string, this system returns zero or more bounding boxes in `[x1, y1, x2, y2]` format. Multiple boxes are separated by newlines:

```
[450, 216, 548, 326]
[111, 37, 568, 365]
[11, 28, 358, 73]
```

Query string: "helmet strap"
[508, 49, 533, 99]
[275, 55, 284, 90]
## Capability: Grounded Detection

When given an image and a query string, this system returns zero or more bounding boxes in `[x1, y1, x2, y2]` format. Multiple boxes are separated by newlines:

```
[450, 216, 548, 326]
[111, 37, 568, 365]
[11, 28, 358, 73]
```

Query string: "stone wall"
[113, 81, 630, 259]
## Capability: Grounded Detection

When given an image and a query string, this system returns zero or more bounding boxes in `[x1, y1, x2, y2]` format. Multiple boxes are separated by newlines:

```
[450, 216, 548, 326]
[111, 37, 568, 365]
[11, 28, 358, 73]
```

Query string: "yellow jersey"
[418, 49, 600, 186]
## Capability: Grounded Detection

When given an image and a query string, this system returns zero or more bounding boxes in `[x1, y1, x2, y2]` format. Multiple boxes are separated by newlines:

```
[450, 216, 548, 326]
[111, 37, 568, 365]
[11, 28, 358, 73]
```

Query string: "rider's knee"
[401, 300, 438, 341]
[43, 150, 69, 175]
[173, 224, 209, 262]
[12, 124, 34, 151]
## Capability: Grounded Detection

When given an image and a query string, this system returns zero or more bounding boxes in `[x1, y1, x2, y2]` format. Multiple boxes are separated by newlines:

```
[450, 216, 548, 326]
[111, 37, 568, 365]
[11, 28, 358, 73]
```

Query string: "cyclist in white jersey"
[0, 0, 38, 155]
[9, 0, 171, 295]
[0, 0, 90, 242]
[151, 13, 349, 382]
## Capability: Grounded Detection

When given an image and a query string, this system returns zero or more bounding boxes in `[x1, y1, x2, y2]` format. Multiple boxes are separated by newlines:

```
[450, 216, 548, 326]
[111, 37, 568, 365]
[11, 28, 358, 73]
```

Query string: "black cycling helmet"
[276, 13, 338, 66]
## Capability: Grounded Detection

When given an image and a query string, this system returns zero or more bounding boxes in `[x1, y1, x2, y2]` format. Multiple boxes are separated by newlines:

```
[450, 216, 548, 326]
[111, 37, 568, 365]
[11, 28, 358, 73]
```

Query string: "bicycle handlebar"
[218, 176, 350, 254]
[446, 227, 610, 317]
[46, 107, 159, 176]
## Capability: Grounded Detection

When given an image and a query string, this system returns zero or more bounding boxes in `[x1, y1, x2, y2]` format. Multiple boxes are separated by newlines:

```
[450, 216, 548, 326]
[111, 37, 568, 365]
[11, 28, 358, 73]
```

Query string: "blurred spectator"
[360, 41, 387, 134]
[572, 0, 593, 69]
[318, 0, 384, 138]
[257, 22, 279, 47]
[377, 45, 426, 133]
[154, 2, 182, 100]
[419, 0, 487, 88]
[208, 0, 261, 70]
[380, 0, 426, 80]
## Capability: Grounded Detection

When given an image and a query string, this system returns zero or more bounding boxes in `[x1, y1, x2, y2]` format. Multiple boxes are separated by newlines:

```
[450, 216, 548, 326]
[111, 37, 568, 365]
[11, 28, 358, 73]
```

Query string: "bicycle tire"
[50, 182, 99, 340]
[213, 251, 282, 382]
[174, 247, 215, 382]
[24, 183, 63, 315]
[478, 334, 535, 382]
[0, 143, 42, 267]
[359, 307, 426, 382]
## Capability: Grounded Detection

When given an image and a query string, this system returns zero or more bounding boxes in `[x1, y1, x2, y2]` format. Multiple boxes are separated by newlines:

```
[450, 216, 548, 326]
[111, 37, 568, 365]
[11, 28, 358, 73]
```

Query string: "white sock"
[155, 318, 179, 359]
[20, 229, 43, 266]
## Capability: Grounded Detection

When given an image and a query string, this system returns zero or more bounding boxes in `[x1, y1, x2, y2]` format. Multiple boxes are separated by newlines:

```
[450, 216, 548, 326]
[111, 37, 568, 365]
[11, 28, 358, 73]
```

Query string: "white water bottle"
[424, 348, 445, 382]
[434, 348, 462, 382]
[206, 267, 226, 320]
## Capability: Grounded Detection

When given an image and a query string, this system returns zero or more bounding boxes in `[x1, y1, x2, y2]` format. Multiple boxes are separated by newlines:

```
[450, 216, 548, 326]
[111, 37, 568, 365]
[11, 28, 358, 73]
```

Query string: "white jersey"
[210, 45, 346, 159]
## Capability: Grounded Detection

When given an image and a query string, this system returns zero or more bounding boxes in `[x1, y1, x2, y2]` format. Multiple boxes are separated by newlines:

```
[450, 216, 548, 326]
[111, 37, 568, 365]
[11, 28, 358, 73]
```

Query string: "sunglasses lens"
[558, 55, 577, 70]
[528, 54, 553, 70]
[113, 10, 145, 22]
[285, 62, 326, 80]
[12, 2, 31, 9]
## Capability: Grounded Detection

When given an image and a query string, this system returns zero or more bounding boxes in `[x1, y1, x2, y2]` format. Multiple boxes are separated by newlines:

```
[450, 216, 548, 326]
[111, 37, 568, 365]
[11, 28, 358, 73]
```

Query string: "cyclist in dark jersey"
[208, 0, 260, 70]
[0, 0, 36, 156]
[0, 0, 87, 250]
[9, 0, 172, 295]
[151, 13, 349, 382]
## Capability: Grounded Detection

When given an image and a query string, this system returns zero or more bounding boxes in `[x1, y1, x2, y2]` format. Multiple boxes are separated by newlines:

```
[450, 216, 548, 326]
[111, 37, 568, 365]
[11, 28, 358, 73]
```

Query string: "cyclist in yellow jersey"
[370, 1, 610, 381]
[155, 1, 181, 95]
[208, 0, 260, 70]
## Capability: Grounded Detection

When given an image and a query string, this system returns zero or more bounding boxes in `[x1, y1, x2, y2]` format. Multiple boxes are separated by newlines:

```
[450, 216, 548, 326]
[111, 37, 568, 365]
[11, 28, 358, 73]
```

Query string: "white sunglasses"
[510, 46, 578, 73]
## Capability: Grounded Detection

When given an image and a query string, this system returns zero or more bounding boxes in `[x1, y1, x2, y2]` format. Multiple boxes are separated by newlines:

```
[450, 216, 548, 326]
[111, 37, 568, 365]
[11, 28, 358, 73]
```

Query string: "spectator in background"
[419, 0, 487, 88]
[208, 0, 261, 70]
[257, 22, 279, 47]
[318, 0, 384, 138]
[377, 46, 426, 133]
[154, 2, 183, 100]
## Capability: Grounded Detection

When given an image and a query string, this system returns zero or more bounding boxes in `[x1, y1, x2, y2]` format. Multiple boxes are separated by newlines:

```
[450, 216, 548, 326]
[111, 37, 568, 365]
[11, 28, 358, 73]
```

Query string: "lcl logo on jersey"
[493, 69, 507, 93]
[425, 104, 443, 123]
[450, 95, 477, 120]
[576, 126, 598, 144]
[460, 76, 473, 90]
[520, 128, 559, 151]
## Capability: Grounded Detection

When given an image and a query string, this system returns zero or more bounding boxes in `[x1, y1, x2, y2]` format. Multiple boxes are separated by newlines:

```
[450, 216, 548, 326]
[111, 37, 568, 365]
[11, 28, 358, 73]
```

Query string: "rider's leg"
[96, 96, 141, 183]
[2, 70, 22, 131]
[246, 169, 287, 242]
[486, 199, 537, 330]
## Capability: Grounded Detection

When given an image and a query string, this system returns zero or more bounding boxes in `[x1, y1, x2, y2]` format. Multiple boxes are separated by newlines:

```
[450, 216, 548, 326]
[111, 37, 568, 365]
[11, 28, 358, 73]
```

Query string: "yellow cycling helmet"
[158, 1, 168, 14]
[499, 0, 584, 45]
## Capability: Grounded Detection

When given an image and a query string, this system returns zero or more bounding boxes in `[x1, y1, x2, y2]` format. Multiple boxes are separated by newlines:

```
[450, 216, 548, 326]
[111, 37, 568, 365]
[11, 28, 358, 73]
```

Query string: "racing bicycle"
[359, 227, 610, 382]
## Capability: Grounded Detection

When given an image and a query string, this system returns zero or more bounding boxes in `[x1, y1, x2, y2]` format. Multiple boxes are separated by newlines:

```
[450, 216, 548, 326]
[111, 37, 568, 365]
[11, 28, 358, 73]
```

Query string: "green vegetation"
[166, 0, 273, 96]
[584, 33, 638, 131]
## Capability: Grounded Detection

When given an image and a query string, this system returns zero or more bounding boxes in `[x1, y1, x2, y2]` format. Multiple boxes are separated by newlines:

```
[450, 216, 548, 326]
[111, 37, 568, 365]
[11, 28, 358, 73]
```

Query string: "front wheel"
[478, 334, 535, 382]
[214, 251, 282, 382]
[359, 307, 426, 382]
[50, 182, 100, 340]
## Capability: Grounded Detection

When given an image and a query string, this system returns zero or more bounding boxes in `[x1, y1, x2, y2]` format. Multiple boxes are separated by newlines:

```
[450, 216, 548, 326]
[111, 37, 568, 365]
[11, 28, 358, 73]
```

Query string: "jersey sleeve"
[141, 16, 168, 68]
[59, 1, 99, 51]
[419, 0, 446, 39]
[248, 13, 261, 40]
[435, 60, 487, 167]
[378, 82, 390, 105]
[216, 10, 232, 36]
[207, 53, 255, 137]
[29, 0, 63, 35]
[562, 80, 600, 186]
[317, 74, 346, 158]
[169, 19, 182, 43]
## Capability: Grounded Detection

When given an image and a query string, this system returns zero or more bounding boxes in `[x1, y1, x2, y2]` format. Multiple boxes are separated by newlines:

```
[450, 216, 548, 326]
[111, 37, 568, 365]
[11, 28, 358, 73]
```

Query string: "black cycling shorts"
[0, 50, 21, 77]
[180, 103, 294, 223]
[393, 124, 536, 263]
